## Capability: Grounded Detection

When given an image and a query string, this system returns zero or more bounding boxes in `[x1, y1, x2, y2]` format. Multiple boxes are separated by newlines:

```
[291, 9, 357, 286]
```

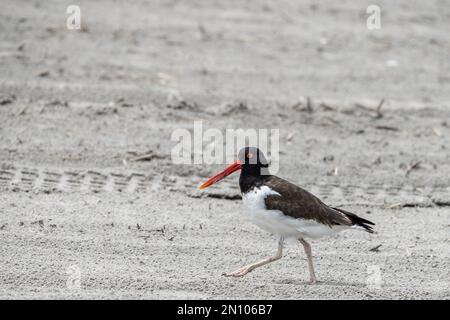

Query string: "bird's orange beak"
[199, 160, 241, 189]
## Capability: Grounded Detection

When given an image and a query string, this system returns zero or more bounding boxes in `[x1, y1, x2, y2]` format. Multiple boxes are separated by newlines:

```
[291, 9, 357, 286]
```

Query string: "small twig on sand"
[151, 225, 166, 234]
[375, 125, 398, 131]
[385, 203, 403, 209]
[16, 105, 28, 116]
[128, 150, 167, 162]
[320, 102, 335, 112]
[374, 99, 385, 119]
[306, 96, 313, 112]
[355, 98, 385, 119]
[292, 97, 314, 112]
[432, 128, 442, 137]
[333, 167, 338, 176]
[322, 116, 341, 126]
[286, 132, 294, 142]
[326, 167, 339, 176]
[369, 244, 382, 252]
[130, 153, 162, 162]
[405, 161, 421, 176]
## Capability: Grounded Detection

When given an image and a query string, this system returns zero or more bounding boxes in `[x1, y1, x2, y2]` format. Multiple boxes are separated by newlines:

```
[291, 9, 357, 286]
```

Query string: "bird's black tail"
[332, 207, 375, 233]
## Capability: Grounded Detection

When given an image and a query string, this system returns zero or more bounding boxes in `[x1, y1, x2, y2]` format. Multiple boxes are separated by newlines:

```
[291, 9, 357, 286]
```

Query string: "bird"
[199, 147, 375, 284]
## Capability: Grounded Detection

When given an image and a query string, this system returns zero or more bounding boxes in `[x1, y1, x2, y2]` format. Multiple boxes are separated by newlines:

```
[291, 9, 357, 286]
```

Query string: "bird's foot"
[308, 277, 318, 285]
[223, 266, 252, 277]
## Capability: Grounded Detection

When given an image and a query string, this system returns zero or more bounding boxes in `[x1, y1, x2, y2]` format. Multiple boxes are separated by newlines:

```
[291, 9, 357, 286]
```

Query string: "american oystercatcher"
[200, 147, 374, 284]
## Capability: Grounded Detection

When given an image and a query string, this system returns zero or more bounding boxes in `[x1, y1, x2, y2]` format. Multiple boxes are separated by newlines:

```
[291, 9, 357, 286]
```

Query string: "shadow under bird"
[199, 147, 375, 284]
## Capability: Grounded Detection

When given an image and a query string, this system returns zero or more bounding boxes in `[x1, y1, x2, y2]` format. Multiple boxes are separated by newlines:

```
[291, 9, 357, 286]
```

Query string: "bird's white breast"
[242, 185, 279, 211]
[242, 186, 339, 239]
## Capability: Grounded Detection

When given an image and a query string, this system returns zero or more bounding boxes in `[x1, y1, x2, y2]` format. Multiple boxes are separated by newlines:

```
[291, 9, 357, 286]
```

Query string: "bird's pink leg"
[299, 238, 317, 284]
[224, 237, 284, 277]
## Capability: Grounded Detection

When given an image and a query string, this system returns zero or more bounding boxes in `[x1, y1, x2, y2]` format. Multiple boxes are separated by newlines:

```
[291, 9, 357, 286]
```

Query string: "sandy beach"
[0, 0, 449, 299]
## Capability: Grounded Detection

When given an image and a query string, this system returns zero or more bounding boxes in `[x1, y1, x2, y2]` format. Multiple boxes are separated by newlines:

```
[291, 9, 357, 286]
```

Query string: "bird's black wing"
[263, 176, 367, 228]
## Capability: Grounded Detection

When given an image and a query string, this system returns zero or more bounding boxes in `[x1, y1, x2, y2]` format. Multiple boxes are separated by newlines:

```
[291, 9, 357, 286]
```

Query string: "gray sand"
[0, 0, 449, 299]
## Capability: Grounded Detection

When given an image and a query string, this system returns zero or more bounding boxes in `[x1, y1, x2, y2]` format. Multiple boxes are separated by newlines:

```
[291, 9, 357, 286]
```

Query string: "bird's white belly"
[242, 186, 339, 239]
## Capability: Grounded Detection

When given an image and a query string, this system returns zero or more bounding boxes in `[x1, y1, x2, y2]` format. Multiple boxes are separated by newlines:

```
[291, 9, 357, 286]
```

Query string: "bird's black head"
[199, 147, 270, 190]
[237, 147, 270, 176]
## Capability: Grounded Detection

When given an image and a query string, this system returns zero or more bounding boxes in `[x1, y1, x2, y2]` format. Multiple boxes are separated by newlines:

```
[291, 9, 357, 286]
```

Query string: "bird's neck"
[239, 171, 271, 194]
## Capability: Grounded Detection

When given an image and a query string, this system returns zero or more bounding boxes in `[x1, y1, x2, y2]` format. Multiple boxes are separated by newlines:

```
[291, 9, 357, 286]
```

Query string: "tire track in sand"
[0, 165, 448, 207]
[0, 166, 150, 194]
